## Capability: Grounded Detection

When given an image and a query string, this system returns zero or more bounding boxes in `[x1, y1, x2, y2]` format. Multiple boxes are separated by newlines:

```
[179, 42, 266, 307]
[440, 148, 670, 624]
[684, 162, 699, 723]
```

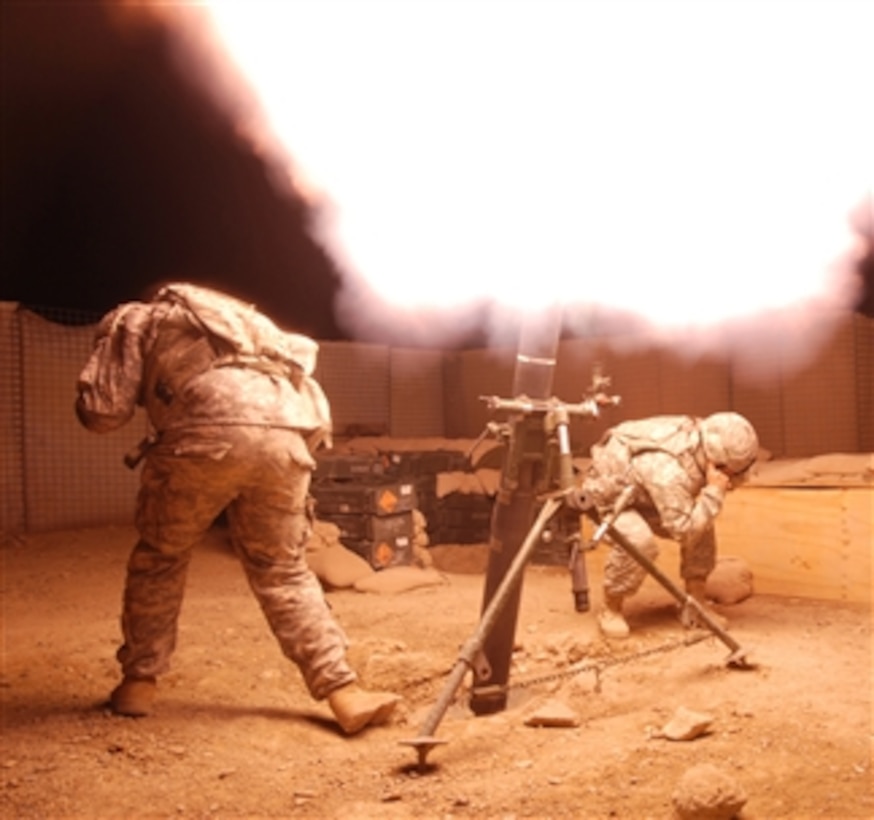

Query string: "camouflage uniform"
[76, 284, 355, 700]
[580, 415, 726, 597]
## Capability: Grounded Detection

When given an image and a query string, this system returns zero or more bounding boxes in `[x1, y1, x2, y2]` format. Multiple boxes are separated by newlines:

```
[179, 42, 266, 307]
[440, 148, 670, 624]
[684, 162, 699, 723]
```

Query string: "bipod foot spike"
[725, 645, 754, 669]
[398, 736, 448, 772]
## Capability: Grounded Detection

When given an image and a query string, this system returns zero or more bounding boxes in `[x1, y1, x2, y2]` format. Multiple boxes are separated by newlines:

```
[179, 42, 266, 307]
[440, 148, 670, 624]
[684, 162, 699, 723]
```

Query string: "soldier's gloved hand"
[706, 462, 731, 492]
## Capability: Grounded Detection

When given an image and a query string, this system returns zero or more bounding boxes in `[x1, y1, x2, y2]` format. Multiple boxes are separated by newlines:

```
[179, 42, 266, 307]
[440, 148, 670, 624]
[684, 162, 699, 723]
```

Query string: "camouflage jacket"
[588, 415, 725, 543]
[75, 284, 332, 451]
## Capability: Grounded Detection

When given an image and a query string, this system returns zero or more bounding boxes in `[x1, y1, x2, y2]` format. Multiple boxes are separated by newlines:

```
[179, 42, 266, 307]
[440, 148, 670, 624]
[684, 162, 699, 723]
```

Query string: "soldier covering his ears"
[75, 282, 399, 733]
[576, 412, 759, 638]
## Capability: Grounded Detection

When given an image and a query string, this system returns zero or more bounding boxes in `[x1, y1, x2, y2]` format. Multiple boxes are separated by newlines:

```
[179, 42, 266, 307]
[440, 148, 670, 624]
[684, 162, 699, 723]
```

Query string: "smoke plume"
[144, 0, 872, 375]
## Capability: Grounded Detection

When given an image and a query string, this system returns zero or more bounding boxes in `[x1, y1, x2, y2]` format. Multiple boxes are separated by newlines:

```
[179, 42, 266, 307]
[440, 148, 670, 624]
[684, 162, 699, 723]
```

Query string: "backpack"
[154, 283, 319, 375]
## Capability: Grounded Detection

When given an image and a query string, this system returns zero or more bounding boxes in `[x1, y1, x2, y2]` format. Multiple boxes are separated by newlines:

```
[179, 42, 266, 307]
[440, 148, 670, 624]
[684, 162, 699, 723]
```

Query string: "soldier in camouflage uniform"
[578, 413, 759, 638]
[75, 283, 399, 734]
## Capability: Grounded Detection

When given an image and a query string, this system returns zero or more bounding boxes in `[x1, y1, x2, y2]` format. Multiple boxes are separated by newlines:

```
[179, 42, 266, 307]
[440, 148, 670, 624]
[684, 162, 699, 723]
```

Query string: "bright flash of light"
[156, 0, 871, 368]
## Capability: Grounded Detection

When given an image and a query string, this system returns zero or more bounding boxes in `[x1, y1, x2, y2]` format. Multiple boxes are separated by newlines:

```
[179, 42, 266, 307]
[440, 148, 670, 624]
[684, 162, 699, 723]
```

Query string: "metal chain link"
[476, 631, 715, 696]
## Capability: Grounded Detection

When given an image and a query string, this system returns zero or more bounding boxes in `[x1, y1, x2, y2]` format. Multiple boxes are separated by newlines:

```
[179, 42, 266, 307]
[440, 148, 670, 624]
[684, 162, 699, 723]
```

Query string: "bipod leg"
[400, 496, 564, 770]
[607, 527, 752, 668]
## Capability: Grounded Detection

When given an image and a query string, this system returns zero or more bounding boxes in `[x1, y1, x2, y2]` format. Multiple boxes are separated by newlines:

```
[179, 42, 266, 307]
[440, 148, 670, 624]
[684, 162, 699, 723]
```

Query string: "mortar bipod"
[400, 495, 564, 771]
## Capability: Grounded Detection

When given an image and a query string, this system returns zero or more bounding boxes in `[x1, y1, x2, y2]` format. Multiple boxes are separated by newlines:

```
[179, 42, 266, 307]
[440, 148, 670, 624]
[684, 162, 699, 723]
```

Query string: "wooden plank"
[717, 487, 872, 604]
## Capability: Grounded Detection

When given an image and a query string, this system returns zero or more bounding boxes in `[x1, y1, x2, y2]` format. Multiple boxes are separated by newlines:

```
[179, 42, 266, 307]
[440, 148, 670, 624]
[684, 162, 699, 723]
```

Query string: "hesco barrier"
[2, 301, 871, 535]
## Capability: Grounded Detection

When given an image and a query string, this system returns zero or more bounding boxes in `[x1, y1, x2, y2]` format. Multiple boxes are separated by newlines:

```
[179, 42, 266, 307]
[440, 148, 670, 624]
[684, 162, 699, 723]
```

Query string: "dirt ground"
[2, 524, 871, 819]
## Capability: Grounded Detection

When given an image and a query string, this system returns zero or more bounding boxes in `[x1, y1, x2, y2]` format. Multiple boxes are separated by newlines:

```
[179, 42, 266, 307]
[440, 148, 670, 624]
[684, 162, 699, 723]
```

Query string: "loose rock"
[524, 699, 581, 728]
[672, 763, 748, 819]
[656, 706, 715, 741]
[707, 556, 754, 605]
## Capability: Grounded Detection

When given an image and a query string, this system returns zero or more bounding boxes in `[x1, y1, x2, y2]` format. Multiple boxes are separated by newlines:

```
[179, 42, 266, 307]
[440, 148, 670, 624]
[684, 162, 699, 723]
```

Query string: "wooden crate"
[716, 486, 872, 604]
[578, 484, 872, 604]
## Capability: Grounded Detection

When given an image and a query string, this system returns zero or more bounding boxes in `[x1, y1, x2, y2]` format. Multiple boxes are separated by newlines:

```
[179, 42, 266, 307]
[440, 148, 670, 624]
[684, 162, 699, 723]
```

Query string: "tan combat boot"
[597, 592, 630, 639]
[682, 579, 727, 630]
[328, 683, 401, 735]
[110, 675, 157, 717]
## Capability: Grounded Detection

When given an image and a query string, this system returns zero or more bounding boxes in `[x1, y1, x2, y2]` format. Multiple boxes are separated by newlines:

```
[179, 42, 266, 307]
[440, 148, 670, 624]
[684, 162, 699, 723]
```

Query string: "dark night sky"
[1, 1, 354, 339]
[2, 1, 872, 339]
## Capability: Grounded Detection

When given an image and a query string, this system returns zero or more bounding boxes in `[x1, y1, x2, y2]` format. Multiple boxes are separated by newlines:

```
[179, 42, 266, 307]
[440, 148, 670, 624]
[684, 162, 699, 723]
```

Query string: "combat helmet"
[700, 412, 759, 476]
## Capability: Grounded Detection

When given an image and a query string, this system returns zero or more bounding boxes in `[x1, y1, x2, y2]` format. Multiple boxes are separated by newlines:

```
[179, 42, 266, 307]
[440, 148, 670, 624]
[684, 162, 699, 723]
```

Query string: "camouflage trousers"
[120, 425, 355, 700]
[602, 507, 718, 597]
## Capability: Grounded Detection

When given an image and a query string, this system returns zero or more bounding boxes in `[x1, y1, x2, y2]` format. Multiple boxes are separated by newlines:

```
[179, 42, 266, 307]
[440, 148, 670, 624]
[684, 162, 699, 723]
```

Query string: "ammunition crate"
[311, 448, 501, 549]
[314, 453, 387, 482]
[329, 510, 414, 543]
[380, 449, 470, 477]
[311, 481, 418, 517]
[338, 512, 415, 570]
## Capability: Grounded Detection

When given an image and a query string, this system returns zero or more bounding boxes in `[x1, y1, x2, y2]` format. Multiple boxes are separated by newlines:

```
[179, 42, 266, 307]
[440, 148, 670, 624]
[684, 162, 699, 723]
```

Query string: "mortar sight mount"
[471, 366, 620, 479]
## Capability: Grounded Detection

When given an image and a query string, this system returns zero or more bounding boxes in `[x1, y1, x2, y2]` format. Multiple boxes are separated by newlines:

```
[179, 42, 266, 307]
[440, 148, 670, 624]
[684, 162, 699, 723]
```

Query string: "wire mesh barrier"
[856, 313, 874, 452]
[1, 302, 25, 539]
[2, 304, 148, 535]
[1, 301, 871, 536]
[0, 302, 449, 535]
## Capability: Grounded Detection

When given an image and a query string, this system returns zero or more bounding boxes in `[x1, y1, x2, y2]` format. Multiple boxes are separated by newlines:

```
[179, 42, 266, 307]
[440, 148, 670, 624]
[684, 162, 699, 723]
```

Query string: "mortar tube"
[470, 306, 562, 715]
